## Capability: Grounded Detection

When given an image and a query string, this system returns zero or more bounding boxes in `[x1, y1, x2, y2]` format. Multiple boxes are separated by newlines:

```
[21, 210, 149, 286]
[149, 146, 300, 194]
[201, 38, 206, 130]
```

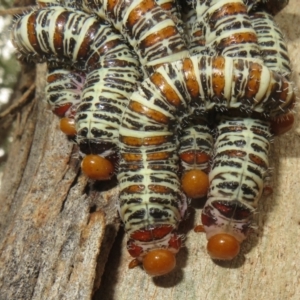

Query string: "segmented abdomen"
[10, 0, 295, 272]
[199, 0, 293, 257]
[12, 7, 141, 159]
[250, 11, 291, 76]
[185, 0, 261, 58]
[76, 60, 140, 157]
[80, 0, 189, 74]
[202, 117, 270, 241]
[46, 67, 85, 118]
[119, 54, 294, 231]
[178, 122, 213, 174]
[11, 7, 96, 67]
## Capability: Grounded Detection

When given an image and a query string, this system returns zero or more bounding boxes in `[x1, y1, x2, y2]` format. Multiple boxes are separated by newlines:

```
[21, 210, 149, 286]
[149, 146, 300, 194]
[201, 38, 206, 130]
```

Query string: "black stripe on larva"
[122, 115, 155, 137]
[241, 184, 257, 198]
[76, 113, 88, 122]
[232, 140, 247, 148]
[146, 47, 170, 62]
[127, 209, 146, 222]
[91, 128, 114, 138]
[77, 100, 93, 110]
[140, 85, 155, 100]
[227, 48, 248, 58]
[94, 102, 123, 114]
[41, 9, 52, 28]
[93, 113, 120, 124]
[215, 150, 246, 159]
[215, 21, 242, 36]
[194, 124, 212, 133]
[41, 30, 51, 54]
[123, 116, 144, 128]
[149, 197, 179, 208]
[251, 142, 268, 154]
[247, 165, 264, 178]
[168, 39, 188, 54]
[122, 148, 141, 155]
[149, 176, 177, 185]
[153, 99, 171, 112]
[165, 63, 179, 80]
[173, 79, 187, 102]
[78, 141, 116, 155]
[219, 160, 242, 169]
[97, 96, 122, 106]
[261, 40, 275, 47]
[251, 129, 270, 139]
[180, 137, 212, 149]
[146, 125, 168, 131]
[216, 181, 239, 191]
[149, 208, 170, 220]
[219, 125, 246, 133]
[126, 174, 144, 183]
[217, 139, 247, 149]
[68, 37, 77, 58]
[235, 139, 248, 147]
[199, 59, 210, 98]
[120, 198, 143, 206]
[48, 93, 64, 102]
[148, 158, 175, 166]
[102, 78, 132, 90]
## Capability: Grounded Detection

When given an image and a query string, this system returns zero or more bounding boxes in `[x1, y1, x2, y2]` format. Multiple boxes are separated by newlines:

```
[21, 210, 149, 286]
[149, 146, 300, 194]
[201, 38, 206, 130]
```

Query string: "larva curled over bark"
[11, 7, 141, 178]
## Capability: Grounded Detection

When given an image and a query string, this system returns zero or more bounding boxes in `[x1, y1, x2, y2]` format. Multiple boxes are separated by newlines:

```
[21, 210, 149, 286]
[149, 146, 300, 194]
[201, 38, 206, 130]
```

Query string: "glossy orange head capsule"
[142, 249, 176, 277]
[81, 155, 114, 180]
[181, 169, 209, 198]
[207, 233, 240, 260]
[59, 117, 77, 136]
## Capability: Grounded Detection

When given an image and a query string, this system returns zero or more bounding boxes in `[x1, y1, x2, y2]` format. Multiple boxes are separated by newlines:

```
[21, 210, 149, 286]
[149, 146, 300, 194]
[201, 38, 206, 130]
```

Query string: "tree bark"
[1, 1, 300, 300]
[0, 63, 120, 299]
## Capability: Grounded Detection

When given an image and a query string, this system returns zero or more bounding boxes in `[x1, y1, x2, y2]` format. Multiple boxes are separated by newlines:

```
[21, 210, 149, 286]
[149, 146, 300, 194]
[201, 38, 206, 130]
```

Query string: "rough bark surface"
[1, 1, 300, 300]
[0, 64, 120, 300]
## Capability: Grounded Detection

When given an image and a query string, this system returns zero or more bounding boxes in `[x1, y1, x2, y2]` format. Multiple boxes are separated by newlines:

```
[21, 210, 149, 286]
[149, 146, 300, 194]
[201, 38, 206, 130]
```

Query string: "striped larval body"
[202, 117, 270, 241]
[200, 0, 293, 248]
[118, 54, 294, 257]
[11, 7, 141, 159]
[78, 0, 189, 74]
[251, 11, 291, 76]
[46, 67, 85, 117]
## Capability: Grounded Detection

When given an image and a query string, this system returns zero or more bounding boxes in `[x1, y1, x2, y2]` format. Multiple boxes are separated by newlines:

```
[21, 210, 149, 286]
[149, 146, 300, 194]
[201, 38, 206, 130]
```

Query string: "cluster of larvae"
[11, 0, 295, 276]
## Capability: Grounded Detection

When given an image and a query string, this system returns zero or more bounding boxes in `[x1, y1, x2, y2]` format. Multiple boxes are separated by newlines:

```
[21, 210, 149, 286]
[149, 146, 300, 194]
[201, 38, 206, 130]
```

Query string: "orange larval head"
[59, 117, 77, 136]
[81, 155, 114, 180]
[207, 233, 241, 260]
[181, 169, 209, 199]
[143, 249, 176, 276]
[127, 226, 181, 276]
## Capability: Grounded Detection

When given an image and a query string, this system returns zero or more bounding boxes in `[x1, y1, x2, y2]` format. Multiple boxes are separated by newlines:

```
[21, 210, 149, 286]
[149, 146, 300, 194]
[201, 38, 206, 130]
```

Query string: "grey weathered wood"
[1, 1, 300, 299]
[0, 64, 120, 300]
